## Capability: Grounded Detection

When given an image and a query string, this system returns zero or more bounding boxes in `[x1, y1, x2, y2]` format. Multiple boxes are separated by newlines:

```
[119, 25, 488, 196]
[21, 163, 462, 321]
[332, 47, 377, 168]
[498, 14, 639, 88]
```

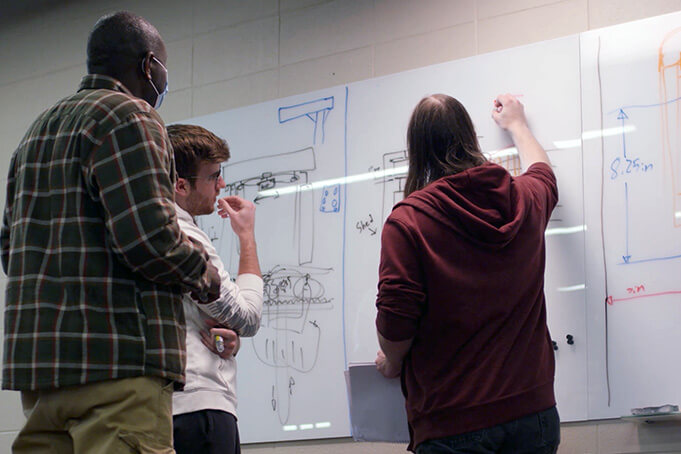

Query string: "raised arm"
[193, 195, 263, 336]
[492, 93, 550, 171]
[218, 196, 261, 277]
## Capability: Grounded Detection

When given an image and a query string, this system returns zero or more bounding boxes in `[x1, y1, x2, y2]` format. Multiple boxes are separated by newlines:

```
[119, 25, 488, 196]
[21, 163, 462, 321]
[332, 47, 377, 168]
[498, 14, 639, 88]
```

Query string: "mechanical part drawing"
[252, 265, 332, 424]
[279, 96, 335, 145]
[375, 150, 408, 223]
[200, 147, 317, 268]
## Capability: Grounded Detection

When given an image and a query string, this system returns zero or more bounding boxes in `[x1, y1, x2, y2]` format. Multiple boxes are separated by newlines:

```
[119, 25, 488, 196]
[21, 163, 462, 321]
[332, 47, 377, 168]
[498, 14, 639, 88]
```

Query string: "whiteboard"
[186, 33, 588, 443]
[181, 11, 681, 442]
[343, 36, 587, 423]
[581, 11, 681, 419]
[192, 85, 352, 442]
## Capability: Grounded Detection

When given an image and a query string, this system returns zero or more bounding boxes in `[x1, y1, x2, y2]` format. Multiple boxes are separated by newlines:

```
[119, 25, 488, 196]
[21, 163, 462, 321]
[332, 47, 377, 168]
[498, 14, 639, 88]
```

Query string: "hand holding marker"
[494, 94, 523, 112]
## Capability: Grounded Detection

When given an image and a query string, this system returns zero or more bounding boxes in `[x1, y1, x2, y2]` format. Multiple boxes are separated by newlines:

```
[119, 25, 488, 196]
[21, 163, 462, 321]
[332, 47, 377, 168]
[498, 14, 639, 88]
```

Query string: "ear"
[175, 177, 191, 196]
[141, 51, 154, 81]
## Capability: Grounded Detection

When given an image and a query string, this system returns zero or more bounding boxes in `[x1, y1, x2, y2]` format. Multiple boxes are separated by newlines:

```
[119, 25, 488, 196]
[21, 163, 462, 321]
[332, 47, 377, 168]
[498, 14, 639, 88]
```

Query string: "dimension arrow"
[617, 108, 629, 159]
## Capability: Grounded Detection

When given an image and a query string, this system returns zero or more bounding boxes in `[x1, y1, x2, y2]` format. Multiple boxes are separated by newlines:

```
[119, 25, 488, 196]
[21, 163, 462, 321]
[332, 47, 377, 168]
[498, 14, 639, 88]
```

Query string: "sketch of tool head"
[209, 147, 317, 268]
[203, 144, 332, 426]
[658, 27, 681, 227]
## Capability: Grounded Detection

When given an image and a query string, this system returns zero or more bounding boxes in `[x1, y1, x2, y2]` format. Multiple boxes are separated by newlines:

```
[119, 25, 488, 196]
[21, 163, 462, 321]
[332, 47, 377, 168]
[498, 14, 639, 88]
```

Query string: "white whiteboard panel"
[191, 85, 351, 442]
[581, 11, 681, 419]
[183, 33, 588, 443]
[343, 36, 587, 423]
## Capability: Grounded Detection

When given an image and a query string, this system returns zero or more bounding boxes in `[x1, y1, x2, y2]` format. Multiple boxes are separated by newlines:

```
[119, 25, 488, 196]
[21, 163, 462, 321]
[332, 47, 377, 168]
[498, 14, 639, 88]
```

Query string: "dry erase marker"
[215, 335, 225, 353]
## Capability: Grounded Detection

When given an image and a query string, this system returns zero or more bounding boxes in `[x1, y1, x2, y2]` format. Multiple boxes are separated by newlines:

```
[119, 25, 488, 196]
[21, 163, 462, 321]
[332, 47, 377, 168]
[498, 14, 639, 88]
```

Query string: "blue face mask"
[146, 56, 169, 109]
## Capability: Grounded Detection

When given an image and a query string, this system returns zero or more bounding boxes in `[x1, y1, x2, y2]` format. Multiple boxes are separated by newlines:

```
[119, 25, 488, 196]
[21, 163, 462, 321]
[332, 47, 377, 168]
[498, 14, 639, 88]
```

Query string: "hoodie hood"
[395, 162, 527, 249]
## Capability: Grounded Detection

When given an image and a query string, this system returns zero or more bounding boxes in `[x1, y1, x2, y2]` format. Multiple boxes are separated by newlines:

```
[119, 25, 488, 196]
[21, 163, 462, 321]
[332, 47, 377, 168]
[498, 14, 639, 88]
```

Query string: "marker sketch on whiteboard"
[253, 265, 332, 424]
[278, 96, 335, 145]
[201, 147, 318, 267]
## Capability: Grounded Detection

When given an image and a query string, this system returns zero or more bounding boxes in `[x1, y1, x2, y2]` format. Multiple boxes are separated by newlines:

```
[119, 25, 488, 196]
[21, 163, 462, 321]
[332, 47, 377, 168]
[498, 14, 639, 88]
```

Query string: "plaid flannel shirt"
[1, 74, 210, 391]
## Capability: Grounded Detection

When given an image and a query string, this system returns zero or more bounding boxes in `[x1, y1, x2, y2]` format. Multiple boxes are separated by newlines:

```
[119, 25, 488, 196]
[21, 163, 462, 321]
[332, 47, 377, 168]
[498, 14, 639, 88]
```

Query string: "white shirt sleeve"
[177, 208, 264, 337]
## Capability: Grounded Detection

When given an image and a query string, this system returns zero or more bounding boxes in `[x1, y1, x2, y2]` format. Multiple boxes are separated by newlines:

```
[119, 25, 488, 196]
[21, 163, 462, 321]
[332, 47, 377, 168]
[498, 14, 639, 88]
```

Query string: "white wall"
[2, 1, 681, 452]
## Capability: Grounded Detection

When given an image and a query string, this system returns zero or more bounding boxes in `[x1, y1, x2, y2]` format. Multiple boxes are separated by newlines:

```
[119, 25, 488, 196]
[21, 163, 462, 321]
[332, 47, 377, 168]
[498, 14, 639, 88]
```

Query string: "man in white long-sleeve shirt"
[168, 124, 263, 454]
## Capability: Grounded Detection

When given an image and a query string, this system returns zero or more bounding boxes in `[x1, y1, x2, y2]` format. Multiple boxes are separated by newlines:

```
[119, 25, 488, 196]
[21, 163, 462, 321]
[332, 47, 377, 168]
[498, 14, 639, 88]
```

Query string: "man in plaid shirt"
[1, 11, 220, 453]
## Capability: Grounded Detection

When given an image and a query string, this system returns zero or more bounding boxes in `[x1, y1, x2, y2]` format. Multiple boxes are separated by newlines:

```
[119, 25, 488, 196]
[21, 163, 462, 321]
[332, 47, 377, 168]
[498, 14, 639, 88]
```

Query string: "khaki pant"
[13, 376, 175, 454]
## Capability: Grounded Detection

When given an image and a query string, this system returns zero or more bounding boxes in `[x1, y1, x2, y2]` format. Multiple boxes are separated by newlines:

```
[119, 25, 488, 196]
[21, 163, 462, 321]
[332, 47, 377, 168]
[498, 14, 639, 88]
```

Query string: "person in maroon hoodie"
[375, 93, 559, 453]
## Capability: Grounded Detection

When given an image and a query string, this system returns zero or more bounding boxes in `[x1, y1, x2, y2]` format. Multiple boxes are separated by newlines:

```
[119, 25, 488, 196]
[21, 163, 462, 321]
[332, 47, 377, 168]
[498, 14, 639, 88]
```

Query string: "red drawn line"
[612, 290, 681, 303]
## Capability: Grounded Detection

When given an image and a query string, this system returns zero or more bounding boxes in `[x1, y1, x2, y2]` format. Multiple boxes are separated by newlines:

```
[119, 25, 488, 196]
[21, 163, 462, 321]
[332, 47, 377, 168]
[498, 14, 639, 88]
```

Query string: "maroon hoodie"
[376, 162, 558, 451]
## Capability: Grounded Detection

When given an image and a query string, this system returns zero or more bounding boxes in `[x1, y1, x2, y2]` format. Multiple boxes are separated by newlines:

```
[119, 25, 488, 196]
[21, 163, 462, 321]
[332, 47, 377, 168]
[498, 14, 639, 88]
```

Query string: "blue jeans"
[416, 406, 560, 454]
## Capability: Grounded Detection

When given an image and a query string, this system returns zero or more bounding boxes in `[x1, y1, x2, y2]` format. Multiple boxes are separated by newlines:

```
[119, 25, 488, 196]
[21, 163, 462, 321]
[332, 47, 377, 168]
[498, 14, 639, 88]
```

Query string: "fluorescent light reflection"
[553, 125, 637, 149]
[258, 165, 408, 199]
[553, 139, 582, 149]
[256, 146, 522, 201]
[558, 284, 586, 292]
[282, 422, 331, 431]
[256, 126, 636, 201]
[545, 224, 586, 237]
[676, 211, 681, 220]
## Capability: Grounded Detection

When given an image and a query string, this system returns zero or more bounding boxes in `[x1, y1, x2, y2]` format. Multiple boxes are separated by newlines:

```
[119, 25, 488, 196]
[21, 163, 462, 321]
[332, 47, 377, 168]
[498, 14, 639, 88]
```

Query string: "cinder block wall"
[2, 1, 681, 452]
